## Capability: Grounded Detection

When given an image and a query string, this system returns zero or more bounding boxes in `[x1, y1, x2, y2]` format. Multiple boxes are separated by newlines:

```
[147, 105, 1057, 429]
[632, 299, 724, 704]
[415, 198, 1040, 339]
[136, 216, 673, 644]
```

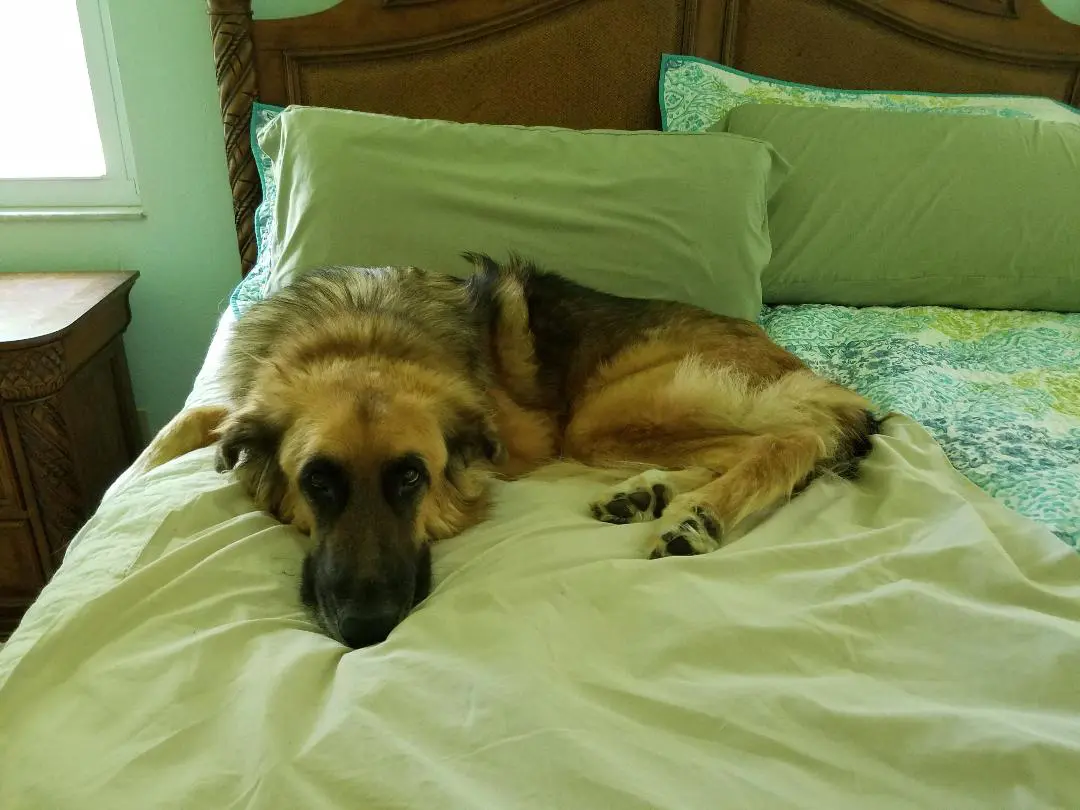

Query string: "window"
[0, 0, 139, 214]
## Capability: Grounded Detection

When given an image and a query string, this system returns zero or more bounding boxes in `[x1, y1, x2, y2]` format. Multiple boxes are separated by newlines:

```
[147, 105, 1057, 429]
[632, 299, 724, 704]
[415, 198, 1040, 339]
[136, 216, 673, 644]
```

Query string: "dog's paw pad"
[590, 478, 673, 525]
[590, 493, 636, 525]
[649, 504, 724, 558]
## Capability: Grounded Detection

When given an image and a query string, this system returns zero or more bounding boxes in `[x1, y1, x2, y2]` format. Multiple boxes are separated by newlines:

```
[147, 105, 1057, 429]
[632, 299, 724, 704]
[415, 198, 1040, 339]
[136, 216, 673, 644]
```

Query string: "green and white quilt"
[762, 305, 1080, 546]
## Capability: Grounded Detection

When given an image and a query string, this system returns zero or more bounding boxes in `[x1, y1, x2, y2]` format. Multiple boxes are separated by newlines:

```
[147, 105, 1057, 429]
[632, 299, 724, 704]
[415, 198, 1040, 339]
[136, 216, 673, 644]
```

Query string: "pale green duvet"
[3, 415, 1080, 809]
[3, 310, 1080, 807]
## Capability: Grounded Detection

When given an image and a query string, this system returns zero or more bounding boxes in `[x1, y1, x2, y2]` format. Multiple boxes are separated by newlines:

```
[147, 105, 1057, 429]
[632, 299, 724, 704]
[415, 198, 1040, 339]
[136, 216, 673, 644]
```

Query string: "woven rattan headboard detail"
[209, 0, 260, 275]
[206, 0, 1080, 276]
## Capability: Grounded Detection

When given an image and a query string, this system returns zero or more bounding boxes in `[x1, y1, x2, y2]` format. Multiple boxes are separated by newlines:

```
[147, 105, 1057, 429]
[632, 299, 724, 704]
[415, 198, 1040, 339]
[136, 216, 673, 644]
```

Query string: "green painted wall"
[0, 0, 332, 434]
[1044, 0, 1080, 25]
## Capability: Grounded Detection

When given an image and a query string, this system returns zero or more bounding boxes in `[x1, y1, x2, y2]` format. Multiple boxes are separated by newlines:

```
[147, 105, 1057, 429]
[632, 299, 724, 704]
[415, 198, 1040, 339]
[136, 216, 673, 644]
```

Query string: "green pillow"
[258, 106, 787, 322]
[717, 104, 1080, 312]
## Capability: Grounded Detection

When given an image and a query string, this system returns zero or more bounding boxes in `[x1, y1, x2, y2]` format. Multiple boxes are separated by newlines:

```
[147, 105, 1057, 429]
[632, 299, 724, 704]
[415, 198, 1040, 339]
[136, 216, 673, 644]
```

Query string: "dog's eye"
[381, 454, 429, 510]
[400, 468, 422, 489]
[300, 458, 348, 512]
[307, 472, 332, 496]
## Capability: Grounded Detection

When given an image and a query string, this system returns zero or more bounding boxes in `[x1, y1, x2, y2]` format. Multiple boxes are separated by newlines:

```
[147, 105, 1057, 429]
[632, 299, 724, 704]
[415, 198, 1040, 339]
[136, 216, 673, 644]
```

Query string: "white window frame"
[0, 0, 141, 218]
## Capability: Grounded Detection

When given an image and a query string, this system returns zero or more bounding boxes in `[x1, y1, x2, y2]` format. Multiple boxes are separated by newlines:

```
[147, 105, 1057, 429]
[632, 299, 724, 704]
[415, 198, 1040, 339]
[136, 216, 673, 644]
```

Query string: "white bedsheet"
[2, 311, 1079, 809]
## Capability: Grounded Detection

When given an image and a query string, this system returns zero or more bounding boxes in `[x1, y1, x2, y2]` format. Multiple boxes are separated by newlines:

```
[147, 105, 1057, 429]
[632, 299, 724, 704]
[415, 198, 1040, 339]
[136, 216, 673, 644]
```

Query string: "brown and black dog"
[137, 254, 878, 647]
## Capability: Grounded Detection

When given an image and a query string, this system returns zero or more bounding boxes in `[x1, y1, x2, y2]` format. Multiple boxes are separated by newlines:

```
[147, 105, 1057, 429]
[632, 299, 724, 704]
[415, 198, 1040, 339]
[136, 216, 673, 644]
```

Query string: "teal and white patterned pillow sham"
[228, 101, 284, 318]
[761, 305, 1080, 548]
[659, 54, 1080, 133]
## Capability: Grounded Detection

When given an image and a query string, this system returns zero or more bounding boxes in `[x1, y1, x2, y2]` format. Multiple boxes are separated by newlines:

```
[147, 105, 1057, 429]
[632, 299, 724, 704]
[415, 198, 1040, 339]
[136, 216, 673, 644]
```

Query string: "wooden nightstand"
[0, 271, 142, 638]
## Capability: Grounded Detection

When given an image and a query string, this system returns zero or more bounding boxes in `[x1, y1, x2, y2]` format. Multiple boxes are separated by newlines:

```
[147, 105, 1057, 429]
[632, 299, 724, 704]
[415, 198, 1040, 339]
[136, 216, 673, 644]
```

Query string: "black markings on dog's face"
[299, 550, 317, 610]
[299, 535, 432, 650]
[297, 451, 434, 649]
[380, 452, 429, 517]
[299, 456, 349, 521]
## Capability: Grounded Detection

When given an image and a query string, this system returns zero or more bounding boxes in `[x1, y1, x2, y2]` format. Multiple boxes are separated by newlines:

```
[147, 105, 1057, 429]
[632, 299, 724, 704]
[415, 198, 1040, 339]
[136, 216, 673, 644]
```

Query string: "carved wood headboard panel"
[207, 0, 1080, 275]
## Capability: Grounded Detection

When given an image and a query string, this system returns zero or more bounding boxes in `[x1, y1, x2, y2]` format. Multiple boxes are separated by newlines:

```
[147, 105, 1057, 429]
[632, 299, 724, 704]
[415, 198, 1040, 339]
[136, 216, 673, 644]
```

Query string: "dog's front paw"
[590, 471, 673, 525]
[649, 503, 723, 559]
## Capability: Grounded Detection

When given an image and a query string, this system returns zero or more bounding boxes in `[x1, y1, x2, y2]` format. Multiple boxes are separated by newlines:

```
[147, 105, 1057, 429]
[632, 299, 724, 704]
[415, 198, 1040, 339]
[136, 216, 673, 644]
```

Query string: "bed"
[2, 1, 1079, 807]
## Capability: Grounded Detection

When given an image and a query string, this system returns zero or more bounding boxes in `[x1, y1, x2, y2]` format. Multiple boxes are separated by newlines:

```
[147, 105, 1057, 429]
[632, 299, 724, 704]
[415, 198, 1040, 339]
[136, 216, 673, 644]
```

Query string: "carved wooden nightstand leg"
[12, 400, 83, 573]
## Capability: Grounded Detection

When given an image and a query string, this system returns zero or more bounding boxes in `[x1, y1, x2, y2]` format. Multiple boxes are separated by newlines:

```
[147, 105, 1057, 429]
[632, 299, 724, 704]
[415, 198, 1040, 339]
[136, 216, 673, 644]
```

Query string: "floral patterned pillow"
[761, 304, 1080, 548]
[229, 101, 284, 318]
[659, 54, 1080, 133]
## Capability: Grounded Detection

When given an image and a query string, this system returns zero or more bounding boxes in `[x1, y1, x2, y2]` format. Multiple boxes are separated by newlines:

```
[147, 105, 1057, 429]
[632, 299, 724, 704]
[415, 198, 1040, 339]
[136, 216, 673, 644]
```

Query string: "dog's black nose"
[338, 608, 398, 649]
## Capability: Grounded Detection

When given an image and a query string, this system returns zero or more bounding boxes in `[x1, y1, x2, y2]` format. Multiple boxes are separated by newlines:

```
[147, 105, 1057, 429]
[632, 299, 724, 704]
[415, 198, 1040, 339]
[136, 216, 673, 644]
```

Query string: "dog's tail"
[823, 408, 883, 481]
[461, 252, 542, 404]
[461, 250, 501, 277]
[461, 250, 538, 283]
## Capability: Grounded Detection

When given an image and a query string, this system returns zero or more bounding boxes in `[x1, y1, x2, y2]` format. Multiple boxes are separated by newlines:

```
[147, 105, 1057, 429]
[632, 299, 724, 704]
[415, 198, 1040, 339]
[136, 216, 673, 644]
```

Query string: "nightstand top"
[0, 271, 138, 346]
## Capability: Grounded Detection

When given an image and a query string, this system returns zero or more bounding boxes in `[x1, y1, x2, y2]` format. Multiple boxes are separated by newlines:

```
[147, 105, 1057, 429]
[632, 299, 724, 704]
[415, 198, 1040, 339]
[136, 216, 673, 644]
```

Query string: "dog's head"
[215, 356, 503, 649]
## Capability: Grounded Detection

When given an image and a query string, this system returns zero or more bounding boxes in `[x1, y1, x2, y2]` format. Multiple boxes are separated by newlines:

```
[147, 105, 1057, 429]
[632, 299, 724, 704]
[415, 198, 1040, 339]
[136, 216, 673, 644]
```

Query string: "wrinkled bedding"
[2, 311, 1080, 809]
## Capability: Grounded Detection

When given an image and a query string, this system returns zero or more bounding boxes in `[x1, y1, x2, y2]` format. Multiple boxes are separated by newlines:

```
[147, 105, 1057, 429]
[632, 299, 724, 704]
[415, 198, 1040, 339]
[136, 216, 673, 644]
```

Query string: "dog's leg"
[568, 352, 876, 556]
[128, 404, 229, 476]
[647, 429, 827, 558]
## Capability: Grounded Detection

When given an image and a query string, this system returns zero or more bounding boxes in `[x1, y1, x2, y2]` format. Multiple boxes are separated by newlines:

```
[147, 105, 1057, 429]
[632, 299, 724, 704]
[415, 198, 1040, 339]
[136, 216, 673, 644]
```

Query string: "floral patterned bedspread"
[761, 305, 1080, 547]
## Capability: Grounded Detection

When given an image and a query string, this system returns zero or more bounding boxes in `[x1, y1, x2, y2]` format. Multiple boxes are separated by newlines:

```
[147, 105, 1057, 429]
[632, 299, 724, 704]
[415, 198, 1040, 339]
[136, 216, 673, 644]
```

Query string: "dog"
[137, 254, 878, 648]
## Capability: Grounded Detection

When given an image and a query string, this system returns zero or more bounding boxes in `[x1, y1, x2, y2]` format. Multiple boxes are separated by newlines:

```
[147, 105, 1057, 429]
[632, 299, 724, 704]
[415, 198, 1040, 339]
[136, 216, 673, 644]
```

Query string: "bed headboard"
[207, 0, 1080, 275]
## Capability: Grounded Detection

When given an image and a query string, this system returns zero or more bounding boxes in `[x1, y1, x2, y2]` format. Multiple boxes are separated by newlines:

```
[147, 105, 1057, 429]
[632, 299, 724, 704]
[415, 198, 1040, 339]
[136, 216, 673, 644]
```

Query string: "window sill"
[0, 206, 145, 222]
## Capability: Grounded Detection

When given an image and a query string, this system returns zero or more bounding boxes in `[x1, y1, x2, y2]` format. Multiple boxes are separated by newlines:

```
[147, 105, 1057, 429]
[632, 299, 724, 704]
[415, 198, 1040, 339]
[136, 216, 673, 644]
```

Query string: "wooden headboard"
[207, 0, 1080, 275]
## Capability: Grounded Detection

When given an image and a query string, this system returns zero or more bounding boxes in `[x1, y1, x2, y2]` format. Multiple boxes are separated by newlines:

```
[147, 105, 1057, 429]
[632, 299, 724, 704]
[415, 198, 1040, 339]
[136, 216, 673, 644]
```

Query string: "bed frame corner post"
[208, 0, 260, 277]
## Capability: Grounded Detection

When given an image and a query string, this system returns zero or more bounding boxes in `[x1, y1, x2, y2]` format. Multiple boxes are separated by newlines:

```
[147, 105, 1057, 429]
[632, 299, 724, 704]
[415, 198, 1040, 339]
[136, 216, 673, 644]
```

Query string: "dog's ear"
[214, 411, 287, 511]
[445, 411, 506, 474]
[215, 410, 278, 472]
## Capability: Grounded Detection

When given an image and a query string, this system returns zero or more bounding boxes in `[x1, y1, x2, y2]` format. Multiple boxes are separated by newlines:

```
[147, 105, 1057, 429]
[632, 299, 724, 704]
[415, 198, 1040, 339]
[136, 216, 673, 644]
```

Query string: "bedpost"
[207, 0, 260, 276]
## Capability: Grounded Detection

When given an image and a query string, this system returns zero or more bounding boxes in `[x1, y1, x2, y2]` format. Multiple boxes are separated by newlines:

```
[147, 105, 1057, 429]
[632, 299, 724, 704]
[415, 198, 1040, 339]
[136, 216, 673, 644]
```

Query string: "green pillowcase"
[717, 104, 1080, 311]
[258, 106, 787, 322]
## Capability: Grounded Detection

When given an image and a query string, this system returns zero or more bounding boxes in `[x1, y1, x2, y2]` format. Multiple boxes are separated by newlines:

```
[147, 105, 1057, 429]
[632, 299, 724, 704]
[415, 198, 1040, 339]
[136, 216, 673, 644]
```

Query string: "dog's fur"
[137, 254, 878, 647]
